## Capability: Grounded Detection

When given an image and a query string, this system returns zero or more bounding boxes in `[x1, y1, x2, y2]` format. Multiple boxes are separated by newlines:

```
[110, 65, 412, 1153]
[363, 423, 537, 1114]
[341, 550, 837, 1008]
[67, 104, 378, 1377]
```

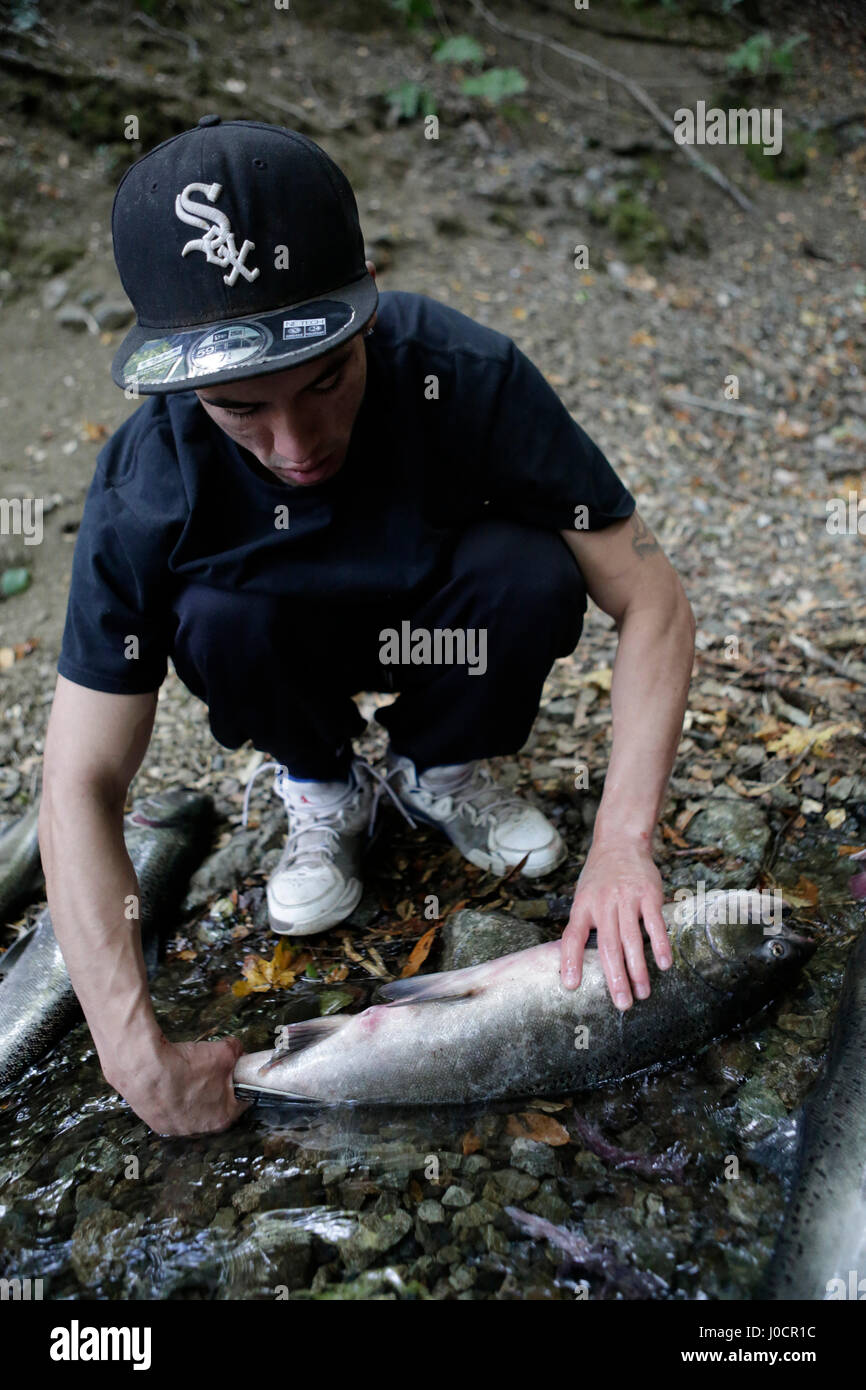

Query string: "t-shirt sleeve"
[57, 470, 170, 696]
[481, 340, 636, 531]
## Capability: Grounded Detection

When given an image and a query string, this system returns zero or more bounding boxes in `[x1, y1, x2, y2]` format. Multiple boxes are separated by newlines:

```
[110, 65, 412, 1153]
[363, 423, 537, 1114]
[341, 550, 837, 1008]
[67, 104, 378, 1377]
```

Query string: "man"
[40, 117, 695, 1137]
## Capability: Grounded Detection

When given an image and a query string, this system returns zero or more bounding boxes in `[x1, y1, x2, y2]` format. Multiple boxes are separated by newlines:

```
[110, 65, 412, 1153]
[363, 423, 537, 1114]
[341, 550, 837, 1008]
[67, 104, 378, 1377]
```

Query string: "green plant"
[434, 35, 485, 65]
[460, 67, 527, 104]
[389, 0, 434, 28]
[726, 32, 807, 77]
[385, 80, 438, 120]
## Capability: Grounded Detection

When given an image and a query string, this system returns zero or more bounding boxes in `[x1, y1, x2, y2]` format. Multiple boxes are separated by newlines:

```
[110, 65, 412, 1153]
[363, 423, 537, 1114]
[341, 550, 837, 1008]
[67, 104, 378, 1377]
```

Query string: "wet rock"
[736, 1078, 788, 1139]
[321, 1161, 348, 1186]
[525, 1184, 573, 1226]
[725, 1175, 778, 1228]
[440, 908, 545, 971]
[338, 1207, 413, 1273]
[181, 824, 268, 913]
[684, 798, 770, 863]
[453, 1199, 499, 1231]
[449, 1264, 476, 1291]
[92, 300, 134, 331]
[441, 1184, 472, 1208]
[210, 1206, 237, 1231]
[417, 1199, 445, 1223]
[510, 1137, 558, 1178]
[70, 1208, 144, 1287]
[482, 1169, 539, 1204]
[221, 1211, 313, 1294]
[462, 1154, 491, 1174]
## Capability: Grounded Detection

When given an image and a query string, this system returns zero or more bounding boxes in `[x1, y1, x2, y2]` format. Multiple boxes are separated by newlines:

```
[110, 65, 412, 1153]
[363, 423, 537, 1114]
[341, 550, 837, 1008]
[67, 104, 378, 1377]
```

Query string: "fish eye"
[769, 940, 786, 958]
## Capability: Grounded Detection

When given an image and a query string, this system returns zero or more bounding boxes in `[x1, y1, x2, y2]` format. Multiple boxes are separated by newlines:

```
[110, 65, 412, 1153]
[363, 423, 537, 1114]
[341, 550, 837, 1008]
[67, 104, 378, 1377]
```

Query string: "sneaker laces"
[241, 755, 417, 867]
[416, 761, 527, 829]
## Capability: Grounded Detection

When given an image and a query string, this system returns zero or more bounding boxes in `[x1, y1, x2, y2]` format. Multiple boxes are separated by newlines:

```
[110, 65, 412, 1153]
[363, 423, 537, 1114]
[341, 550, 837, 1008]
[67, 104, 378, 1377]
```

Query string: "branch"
[466, 0, 755, 214]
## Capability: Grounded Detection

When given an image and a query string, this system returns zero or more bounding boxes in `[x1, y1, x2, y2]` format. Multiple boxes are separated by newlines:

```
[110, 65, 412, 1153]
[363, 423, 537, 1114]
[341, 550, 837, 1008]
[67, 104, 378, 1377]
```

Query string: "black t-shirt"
[58, 289, 635, 695]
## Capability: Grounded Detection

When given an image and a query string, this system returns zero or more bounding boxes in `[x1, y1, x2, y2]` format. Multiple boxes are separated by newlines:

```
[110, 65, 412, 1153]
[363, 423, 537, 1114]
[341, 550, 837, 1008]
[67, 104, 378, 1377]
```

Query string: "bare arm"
[557, 511, 696, 1007]
[39, 674, 248, 1133]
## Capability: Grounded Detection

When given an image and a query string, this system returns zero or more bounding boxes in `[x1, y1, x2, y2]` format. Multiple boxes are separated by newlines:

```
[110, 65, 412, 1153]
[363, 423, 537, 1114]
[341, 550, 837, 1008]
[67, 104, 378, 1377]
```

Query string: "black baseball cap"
[110, 116, 378, 394]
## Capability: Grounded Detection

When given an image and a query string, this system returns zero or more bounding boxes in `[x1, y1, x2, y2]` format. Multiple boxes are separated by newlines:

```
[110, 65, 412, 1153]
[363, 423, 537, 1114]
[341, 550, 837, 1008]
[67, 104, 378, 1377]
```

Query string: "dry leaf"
[767, 721, 860, 759]
[506, 1112, 570, 1146]
[232, 941, 310, 997]
[400, 925, 438, 979]
[462, 1130, 482, 1155]
[793, 875, 820, 906]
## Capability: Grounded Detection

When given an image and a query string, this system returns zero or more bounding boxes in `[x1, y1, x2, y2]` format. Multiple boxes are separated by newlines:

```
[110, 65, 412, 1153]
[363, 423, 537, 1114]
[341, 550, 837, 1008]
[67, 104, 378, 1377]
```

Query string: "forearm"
[38, 778, 164, 1084]
[591, 589, 695, 847]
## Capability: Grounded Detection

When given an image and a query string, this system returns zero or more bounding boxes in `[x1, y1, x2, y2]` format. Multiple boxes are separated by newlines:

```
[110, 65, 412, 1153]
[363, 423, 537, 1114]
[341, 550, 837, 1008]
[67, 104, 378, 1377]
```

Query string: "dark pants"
[168, 519, 588, 779]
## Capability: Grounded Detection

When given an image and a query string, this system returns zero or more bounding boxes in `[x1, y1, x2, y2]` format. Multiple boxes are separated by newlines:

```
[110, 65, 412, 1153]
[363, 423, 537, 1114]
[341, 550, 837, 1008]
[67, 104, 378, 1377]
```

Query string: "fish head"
[673, 889, 815, 999]
[125, 789, 214, 831]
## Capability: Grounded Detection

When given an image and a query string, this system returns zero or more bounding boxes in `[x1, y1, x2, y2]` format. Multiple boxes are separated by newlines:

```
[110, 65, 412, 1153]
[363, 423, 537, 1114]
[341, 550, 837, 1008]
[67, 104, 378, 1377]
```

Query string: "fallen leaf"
[793, 875, 820, 906]
[462, 1130, 482, 1155]
[506, 1112, 570, 1146]
[401, 925, 438, 978]
[232, 941, 311, 996]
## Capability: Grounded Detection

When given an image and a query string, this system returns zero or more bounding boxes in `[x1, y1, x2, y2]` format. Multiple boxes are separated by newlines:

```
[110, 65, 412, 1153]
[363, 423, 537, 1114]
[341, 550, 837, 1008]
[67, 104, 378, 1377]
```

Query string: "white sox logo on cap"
[174, 181, 260, 286]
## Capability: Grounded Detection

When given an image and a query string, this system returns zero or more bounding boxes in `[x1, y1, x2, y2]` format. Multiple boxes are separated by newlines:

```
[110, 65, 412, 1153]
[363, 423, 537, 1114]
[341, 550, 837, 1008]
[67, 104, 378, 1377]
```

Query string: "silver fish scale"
[764, 932, 866, 1300]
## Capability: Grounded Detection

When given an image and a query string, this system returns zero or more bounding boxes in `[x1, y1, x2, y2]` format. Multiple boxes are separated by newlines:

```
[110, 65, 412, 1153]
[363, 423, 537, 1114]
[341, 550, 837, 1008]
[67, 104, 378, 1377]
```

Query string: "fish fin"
[0, 926, 37, 978]
[747, 1109, 803, 1187]
[377, 973, 480, 1007]
[258, 1015, 349, 1072]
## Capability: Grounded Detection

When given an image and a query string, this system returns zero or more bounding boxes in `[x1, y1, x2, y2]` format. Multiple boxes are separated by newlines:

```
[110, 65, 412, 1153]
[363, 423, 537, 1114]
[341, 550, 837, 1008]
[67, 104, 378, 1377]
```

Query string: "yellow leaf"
[767, 721, 860, 759]
[582, 666, 612, 692]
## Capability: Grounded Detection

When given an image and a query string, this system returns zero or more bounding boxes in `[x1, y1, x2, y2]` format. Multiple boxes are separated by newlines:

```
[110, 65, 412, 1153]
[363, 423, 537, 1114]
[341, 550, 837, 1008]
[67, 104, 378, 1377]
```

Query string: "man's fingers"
[619, 905, 651, 1000]
[642, 904, 672, 970]
[597, 911, 632, 1011]
[561, 915, 591, 989]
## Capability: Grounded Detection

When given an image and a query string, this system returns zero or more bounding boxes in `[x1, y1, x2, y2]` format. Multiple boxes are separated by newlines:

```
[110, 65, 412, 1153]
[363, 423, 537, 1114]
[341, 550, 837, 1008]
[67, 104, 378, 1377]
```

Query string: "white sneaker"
[242, 756, 416, 935]
[385, 751, 567, 878]
[260, 763, 368, 934]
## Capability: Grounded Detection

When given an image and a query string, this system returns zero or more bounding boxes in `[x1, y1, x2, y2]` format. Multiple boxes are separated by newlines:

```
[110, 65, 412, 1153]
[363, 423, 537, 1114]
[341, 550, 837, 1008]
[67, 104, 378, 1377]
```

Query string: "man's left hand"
[560, 841, 672, 1009]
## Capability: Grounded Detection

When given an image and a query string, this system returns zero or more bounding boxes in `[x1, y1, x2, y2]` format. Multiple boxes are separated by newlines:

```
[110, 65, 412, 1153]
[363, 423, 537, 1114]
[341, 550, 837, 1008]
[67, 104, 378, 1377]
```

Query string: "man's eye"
[222, 407, 256, 420]
[312, 371, 343, 394]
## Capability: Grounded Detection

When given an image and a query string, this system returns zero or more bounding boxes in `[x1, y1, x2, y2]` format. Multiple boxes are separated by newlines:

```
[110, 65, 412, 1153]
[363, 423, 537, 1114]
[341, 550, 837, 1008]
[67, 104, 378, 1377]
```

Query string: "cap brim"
[111, 272, 378, 394]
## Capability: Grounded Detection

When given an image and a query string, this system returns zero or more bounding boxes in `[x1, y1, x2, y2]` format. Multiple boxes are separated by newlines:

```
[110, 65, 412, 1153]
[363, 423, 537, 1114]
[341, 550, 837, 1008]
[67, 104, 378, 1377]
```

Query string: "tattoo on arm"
[630, 513, 660, 559]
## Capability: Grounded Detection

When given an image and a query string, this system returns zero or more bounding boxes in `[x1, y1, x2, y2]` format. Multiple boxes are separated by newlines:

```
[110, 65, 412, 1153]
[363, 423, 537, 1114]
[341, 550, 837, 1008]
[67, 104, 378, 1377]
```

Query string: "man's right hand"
[107, 1035, 251, 1136]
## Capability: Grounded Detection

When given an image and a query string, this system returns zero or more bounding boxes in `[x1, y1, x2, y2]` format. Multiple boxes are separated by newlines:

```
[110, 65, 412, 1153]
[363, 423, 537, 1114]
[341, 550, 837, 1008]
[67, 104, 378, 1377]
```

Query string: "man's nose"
[269, 410, 320, 464]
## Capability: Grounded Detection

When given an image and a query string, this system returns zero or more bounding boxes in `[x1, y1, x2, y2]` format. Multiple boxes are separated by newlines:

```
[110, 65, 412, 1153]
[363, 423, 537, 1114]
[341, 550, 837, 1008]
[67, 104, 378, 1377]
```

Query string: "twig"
[661, 391, 763, 419]
[466, 0, 754, 213]
[527, 0, 733, 50]
[131, 11, 200, 63]
[788, 634, 866, 687]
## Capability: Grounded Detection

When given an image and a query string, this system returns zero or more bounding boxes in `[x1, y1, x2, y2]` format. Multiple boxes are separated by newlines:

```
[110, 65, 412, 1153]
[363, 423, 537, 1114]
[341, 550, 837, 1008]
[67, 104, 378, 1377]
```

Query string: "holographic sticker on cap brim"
[116, 298, 357, 392]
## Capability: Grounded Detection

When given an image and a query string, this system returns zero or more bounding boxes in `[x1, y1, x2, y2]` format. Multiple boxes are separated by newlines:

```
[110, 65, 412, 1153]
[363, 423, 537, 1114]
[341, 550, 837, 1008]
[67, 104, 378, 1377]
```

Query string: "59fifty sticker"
[187, 322, 272, 376]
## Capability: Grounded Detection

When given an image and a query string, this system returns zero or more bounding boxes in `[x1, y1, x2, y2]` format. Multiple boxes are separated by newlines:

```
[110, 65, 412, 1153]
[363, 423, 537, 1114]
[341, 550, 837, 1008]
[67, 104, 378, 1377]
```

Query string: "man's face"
[195, 316, 374, 488]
